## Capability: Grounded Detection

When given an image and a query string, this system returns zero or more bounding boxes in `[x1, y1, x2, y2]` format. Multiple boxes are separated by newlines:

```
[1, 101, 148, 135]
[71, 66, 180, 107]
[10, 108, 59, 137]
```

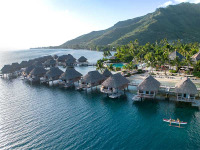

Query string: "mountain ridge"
[58, 2, 200, 49]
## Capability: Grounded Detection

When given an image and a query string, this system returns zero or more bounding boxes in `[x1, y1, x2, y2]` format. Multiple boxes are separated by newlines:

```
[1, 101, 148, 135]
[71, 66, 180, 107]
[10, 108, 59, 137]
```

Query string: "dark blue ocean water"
[0, 49, 200, 150]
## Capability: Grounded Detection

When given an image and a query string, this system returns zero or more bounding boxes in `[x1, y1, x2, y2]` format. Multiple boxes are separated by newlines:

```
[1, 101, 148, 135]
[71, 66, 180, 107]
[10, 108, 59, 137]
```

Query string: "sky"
[0, 0, 199, 51]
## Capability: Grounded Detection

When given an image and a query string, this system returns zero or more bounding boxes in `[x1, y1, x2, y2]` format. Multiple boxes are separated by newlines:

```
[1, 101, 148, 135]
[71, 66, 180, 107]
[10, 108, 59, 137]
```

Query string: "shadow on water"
[133, 99, 159, 118]
[173, 102, 199, 123]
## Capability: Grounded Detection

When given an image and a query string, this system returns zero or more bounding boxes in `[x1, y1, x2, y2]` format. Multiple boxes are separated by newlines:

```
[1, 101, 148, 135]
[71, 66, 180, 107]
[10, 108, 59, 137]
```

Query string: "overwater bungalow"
[191, 51, 200, 62]
[137, 75, 160, 99]
[102, 68, 112, 78]
[28, 66, 47, 82]
[59, 67, 82, 87]
[33, 61, 43, 67]
[22, 65, 35, 77]
[78, 56, 88, 66]
[65, 58, 76, 68]
[169, 50, 185, 61]
[175, 78, 198, 102]
[43, 67, 63, 84]
[44, 59, 57, 68]
[0, 65, 13, 77]
[101, 73, 130, 97]
[11, 63, 21, 72]
[57, 55, 70, 65]
[79, 71, 105, 89]
[20, 61, 29, 68]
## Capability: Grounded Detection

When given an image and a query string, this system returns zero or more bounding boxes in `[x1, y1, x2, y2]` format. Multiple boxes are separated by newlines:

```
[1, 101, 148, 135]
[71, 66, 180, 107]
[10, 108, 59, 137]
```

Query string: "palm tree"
[107, 64, 114, 71]
[96, 60, 104, 72]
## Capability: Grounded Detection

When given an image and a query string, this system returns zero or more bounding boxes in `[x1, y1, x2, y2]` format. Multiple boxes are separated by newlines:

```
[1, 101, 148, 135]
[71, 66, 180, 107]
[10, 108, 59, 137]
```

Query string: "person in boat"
[177, 118, 181, 128]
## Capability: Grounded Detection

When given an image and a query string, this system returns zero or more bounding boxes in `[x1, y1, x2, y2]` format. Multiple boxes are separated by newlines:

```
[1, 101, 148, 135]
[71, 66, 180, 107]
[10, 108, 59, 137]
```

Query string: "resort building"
[43, 67, 63, 83]
[137, 75, 160, 99]
[11, 63, 21, 72]
[175, 78, 198, 102]
[65, 58, 76, 68]
[191, 51, 200, 62]
[102, 68, 112, 78]
[22, 65, 35, 77]
[44, 59, 57, 68]
[20, 61, 29, 68]
[101, 73, 130, 95]
[80, 71, 105, 89]
[59, 67, 82, 87]
[78, 56, 88, 66]
[169, 50, 185, 61]
[28, 66, 47, 82]
[0, 65, 13, 77]
[33, 61, 43, 67]
[57, 55, 69, 65]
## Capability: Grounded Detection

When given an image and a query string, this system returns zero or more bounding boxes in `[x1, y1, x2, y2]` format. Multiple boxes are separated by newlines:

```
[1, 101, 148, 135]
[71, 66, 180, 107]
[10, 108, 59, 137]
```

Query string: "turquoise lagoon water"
[0, 49, 200, 149]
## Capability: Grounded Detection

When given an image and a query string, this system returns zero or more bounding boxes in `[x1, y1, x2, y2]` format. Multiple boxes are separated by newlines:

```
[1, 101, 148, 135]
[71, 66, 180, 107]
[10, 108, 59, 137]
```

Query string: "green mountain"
[59, 3, 200, 49]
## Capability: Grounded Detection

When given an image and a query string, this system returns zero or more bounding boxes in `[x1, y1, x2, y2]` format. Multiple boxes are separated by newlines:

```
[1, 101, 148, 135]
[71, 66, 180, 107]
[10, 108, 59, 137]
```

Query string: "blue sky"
[0, 0, 199, 50]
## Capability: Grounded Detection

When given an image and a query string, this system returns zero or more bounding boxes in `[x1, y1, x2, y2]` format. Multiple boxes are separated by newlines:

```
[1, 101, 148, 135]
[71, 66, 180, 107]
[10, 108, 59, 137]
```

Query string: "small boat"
[163, 119, 187, 125]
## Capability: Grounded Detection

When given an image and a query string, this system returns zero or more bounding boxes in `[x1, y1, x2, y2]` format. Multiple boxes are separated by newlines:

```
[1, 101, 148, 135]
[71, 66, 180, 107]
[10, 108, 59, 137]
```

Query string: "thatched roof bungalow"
[60, 67, 82, 84]
[175, 78, 198, 101]
[29, 66, 47, 80]
[20, 61, 29, 68]
[44, 59, 56, 68]
[169, 51, 185, 61]
[101, 73, 130, 94]
[23, 65, 35, 77]
[44, 67, 63, 81]
[137, 75, 160, 99]
[65, 58, 76, 67]
[1, 65, 13, 74]
[78, 56, 87, 63]
[102, 68, 112, 78]
[33, 61, 43, 67]
[191, 51, 200, 62]
[9, 63, 21, 73]
[81, 70, 105, 87]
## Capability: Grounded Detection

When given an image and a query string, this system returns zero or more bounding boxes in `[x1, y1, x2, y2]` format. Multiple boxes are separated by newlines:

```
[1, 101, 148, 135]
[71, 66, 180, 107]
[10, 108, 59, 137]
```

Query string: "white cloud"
[0, 0, 99, 50]
[160, 0, 200, 8]
[160, 1, 173, 7]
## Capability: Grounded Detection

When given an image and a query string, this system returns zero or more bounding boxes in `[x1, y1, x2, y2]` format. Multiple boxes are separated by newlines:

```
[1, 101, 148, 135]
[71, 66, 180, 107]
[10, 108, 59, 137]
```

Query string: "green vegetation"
[58, 3, 200, 50]
[114, 38, 200, 75]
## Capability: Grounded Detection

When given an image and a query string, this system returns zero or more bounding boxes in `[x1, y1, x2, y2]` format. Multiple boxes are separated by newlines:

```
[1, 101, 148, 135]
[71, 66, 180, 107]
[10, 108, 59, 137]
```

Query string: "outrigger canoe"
[163, 119, 187, 125]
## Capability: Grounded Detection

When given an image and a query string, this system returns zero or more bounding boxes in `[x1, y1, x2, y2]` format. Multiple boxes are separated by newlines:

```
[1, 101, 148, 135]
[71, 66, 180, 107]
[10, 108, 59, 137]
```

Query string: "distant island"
[32, 2, 200, 51]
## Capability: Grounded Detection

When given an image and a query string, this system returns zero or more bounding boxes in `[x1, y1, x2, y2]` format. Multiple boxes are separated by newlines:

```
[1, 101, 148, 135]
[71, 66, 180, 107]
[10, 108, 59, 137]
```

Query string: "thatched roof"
[29, 66, 47, 76]
[66, 58, 76, 64]
[169, 51, 185, 60]
[33, 61, 43, 67]
[57, 54, 76, 62]
[11, 63, 21, 71]
[82, 70, 105, 84]
[45, 67, 63, 78]
[53, 55, 58, 59]
[24, 65, 35, 74]
[101, 73, 130, 89]
[78, 56, 87, 62]
[57, 55, 69, 62]
[60, 67, 82, 80]
[20, 61, 29, 68]
[44, 59, 56, 66]
[110, 56, 116, 60]
[191, 51, 200, 62]
[102, 68, 112, 78]
[138, 75, 160, 92]
[1, 65, 13, 74]
[175, 78, 198, 94]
